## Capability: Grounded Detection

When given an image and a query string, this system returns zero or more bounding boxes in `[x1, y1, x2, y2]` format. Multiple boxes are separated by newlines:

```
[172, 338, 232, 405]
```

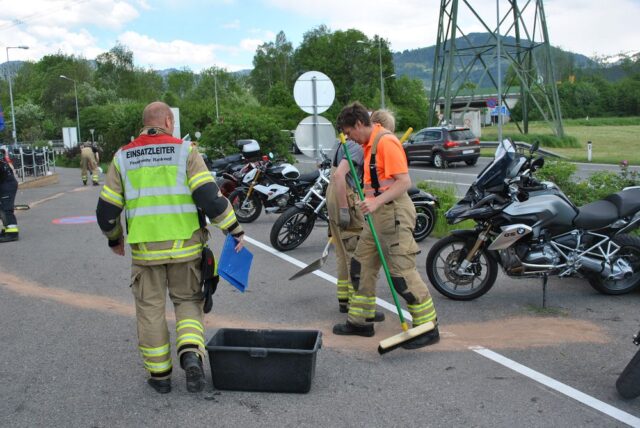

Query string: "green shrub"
[416, 181, 474, 237]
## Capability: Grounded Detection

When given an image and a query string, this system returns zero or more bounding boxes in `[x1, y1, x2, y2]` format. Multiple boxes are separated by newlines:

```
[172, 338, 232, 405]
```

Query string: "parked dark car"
[402, 126, 480, 168]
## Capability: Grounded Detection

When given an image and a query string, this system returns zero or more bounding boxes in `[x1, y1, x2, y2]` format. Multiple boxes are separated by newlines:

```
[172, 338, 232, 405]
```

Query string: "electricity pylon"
[429, 0, 564, 137]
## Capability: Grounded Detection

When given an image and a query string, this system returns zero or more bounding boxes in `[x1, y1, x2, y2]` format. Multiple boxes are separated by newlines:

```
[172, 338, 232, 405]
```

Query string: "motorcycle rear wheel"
[588, 234, 640, 295]
[270, 206, 316, 251]
[426, 235, 498, 300]
[228, 189, 262, 223]
[617, 347, 640, 399]
[413, 206, 436, 242]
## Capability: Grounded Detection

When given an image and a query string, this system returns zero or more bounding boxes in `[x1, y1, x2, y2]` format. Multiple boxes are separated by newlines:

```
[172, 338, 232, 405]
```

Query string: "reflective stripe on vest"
[116, 138, 200, 244]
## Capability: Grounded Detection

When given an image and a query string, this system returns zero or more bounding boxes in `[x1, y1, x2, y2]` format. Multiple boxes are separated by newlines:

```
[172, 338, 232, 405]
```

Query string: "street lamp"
[358, 38, 389, 109]
[214, 71, 220, 123]
[6, 46, 29, 145]
[59, 75, 81, 143]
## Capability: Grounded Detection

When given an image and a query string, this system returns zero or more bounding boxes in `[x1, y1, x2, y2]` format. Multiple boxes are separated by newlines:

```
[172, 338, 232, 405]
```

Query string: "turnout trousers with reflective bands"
[326, 171, 363, 312]
[131, 259, 205, 380]
[349, 193, 437, 327]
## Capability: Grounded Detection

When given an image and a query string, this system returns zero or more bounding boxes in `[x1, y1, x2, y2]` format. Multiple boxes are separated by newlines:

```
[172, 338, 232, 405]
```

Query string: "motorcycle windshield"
[473, 139, 516, 192]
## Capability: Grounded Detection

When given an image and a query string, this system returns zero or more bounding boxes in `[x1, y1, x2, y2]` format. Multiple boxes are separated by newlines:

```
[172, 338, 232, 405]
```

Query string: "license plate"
[463, 149, 474, 154]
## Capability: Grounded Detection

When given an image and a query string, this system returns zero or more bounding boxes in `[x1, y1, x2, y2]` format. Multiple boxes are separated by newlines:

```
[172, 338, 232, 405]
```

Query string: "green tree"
[249, 31, 294, 104]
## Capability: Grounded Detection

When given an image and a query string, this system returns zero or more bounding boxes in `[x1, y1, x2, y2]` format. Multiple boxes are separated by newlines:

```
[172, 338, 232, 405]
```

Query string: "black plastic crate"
[206, 328, 322, 393]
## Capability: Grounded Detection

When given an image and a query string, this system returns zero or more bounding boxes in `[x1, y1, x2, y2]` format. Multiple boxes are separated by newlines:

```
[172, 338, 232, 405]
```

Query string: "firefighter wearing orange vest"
[96, 102, 244, 393]
[332, 102, 439, 349]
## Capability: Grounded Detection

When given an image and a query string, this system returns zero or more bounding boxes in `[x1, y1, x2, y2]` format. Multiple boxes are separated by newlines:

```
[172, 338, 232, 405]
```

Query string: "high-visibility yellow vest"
[115, 135, 200, 244]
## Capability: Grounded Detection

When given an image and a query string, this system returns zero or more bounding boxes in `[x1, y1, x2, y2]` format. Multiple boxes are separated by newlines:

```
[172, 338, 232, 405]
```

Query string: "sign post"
[587, 141, 592, 162]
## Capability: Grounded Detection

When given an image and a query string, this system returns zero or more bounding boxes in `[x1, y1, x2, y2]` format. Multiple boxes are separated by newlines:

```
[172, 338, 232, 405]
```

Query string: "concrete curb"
[18, 173, 59, 189]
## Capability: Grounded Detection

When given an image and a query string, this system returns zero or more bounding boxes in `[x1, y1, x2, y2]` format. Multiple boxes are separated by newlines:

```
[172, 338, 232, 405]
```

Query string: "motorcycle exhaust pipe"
[580, 256, 633, 280]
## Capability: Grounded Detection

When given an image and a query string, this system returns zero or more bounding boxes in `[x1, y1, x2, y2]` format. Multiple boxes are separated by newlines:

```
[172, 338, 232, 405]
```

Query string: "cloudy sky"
[1, 0, 639, 72]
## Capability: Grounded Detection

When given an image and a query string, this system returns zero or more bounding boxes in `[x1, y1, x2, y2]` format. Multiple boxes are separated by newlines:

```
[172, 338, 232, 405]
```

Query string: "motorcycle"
[209, 139, 263, 197]
[228, 156, 321, 223]
[617, 327, 640, 399]
[425, 138, 640, 301]
[410, 186, 438, 242]
[269, 156, 332, 251]
[269, 163, 439, 251]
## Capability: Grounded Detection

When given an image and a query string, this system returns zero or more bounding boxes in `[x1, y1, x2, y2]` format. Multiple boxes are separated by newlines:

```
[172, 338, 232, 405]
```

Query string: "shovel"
[289, 237, 332, 280]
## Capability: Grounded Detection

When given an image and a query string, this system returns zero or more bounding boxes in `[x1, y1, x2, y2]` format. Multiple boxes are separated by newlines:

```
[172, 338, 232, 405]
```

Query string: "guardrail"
[8, 146, 56, 182]
[479, 141, 567, 159]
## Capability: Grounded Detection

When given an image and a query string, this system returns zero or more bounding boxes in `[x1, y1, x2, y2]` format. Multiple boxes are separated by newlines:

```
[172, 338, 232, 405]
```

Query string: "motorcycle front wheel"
[413, 205, 436, 242]
[588, 234, 640, 295]
[425, 235, 498, 300]
[228, 189, 262, 223]
[270, 206, 316, 251]
[617, 347, 640, 399]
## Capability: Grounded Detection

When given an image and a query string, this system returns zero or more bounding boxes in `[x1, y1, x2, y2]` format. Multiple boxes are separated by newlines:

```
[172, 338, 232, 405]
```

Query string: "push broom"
[339, 133, 435, 354]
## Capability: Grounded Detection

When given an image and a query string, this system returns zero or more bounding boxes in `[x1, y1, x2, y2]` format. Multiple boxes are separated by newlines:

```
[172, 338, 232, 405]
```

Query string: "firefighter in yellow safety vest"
[96, 102, 244, 394]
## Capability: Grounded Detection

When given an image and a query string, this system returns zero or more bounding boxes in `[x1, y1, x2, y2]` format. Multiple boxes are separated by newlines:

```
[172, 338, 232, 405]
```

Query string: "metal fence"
[7, 146, 57, 182]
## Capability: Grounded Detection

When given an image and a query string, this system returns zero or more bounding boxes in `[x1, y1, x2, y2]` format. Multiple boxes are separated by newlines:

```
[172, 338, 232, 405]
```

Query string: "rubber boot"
[181, 352, 205, 392]
[147, 378, 171, 394]
[401, 326, 440, 350]
[332, 321, 374, 337]
[82, 179, 87, 186]
[0, 232, 19, 243]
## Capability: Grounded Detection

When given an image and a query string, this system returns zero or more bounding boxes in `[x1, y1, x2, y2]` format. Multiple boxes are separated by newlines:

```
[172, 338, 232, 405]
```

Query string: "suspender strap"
[369, 131, 392, 196]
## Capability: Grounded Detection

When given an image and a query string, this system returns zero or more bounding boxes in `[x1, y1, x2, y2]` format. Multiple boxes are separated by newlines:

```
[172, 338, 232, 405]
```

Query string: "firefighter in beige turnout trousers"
[96, 102, 245, 394]
[80, 143, 100, 186]
[333, 102, 439, 349]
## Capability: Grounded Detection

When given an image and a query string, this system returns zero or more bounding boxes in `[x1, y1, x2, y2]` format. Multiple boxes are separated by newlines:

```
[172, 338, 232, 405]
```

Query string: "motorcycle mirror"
[268, 152, 274, 159]
[531, 156, 545, 171]
[530, 141, 540, 153]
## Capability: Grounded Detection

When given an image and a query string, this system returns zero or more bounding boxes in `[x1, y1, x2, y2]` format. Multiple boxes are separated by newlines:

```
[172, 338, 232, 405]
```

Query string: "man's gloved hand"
[338, 208, 351, 229]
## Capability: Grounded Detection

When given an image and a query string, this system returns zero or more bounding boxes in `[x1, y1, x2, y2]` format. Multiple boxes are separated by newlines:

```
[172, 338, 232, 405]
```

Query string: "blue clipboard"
[218, 234, 253, 292]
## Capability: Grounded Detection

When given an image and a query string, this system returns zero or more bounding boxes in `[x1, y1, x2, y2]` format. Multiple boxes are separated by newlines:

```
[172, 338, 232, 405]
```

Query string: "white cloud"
[0, 0, 139, 31]
[266, 0, 640, 57]
[117, 31, 247, 71]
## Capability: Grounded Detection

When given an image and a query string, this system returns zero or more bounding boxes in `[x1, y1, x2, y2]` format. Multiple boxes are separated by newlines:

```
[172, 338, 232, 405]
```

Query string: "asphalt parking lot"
[1, 166, 639, 427]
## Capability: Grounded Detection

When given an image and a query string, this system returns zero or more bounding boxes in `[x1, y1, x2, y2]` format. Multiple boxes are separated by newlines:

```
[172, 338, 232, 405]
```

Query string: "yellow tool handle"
[399, 127, 413, 144]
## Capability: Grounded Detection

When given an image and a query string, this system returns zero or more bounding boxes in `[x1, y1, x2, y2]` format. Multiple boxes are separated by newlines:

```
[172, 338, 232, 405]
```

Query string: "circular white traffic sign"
[294, 116, 336, 158]
[293, 71, 335, 114]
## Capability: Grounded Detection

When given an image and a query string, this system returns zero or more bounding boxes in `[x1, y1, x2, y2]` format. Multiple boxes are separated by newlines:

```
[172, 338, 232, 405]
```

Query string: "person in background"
[0, 148, 19, 242]
[80, 142, 100, 186]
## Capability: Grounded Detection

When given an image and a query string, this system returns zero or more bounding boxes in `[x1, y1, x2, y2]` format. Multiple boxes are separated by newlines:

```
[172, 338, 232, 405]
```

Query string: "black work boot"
[0, 232, 19, 243]
[332, 321, 374, 337]
[366, 311, 385, 323]
[92, 181, 99, 186]
[401, 326, 440, 350]
[147, 378, 171, 394]
[181, 352, 205, 393]
[83, 179, 87, 186]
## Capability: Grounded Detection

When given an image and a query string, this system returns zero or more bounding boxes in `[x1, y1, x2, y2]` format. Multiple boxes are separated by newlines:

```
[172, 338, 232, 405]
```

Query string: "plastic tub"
[206, 328, 322, 393]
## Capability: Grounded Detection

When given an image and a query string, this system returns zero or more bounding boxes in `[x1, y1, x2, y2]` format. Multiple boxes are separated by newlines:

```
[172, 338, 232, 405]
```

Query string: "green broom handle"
[339, 133, 408, 331]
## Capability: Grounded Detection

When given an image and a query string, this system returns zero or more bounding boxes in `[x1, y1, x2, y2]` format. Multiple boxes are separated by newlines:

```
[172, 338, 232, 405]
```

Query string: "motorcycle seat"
[298, 170, 320, 183]
[210, 154, 243, 170]
[574, 200, 620, 229]
[605, 188, 640, 218]
[407, 186, 420, 196]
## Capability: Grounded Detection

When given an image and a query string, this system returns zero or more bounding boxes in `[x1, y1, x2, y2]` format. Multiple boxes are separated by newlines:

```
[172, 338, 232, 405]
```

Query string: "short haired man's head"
[370, 110, 396, 133]
[142, 101, 174, 134]
[336, 102, 372, 144]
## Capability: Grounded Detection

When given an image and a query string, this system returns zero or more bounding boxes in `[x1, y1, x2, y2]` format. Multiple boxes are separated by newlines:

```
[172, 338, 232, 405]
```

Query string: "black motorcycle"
[410, 186, 438, 242]
[425, 139, 640, 300]
[617, 327, 640, 399]
[269, 157, 332, 251]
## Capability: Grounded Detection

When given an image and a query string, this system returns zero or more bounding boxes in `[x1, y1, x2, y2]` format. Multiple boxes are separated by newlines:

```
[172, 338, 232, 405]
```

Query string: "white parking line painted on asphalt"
[245, 235, 638, 425]
[410, 168, 477, 177]
[471, 346, 640, 427]
[244, 235, 412, 321]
